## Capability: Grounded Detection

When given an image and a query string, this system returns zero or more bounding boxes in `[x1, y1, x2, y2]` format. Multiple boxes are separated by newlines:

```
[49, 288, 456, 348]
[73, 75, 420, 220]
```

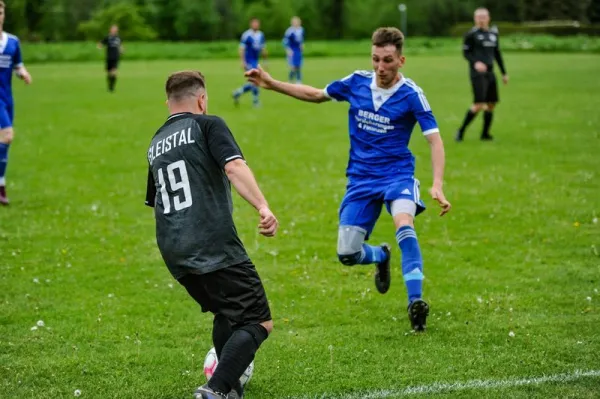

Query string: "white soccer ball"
[203, 347, 254, 387]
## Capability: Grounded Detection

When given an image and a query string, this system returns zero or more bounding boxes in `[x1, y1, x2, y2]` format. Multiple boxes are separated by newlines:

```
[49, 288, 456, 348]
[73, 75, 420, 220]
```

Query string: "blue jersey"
[240, 29, 265, 67]
[324, 70, 439, 179]
[283, 27, 304, 52]
[0, 32, 23, 106]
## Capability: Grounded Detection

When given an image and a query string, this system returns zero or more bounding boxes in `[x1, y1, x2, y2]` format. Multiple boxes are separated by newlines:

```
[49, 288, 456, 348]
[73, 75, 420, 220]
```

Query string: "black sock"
[208, 324, 269, 394]
[458, 109, 477, 135]
[212, 314, 233, 358]
[482, 111, 493, 137]
[108, 75, 116, 91]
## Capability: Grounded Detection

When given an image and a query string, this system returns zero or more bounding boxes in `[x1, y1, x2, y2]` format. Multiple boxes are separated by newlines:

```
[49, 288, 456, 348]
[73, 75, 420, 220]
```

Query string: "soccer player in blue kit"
[0, 1, 32, 205]
[232, 18, 267, 107]
[283, 16, 304, 84]
[246, 27, 451, 331]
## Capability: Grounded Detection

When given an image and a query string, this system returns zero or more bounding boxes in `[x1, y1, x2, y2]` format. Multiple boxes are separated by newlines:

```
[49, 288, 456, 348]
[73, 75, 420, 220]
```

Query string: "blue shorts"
[245, 60, 259, 70]
[339, 176, 426, 238]
[287, 51, 303, 68]
[0, 103, 13, 129]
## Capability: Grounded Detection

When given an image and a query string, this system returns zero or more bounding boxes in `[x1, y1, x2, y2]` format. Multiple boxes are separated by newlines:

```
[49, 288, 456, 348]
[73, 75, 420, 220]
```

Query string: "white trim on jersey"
[405, 79, 432, 112]
[369, 74, 406, 112]
[225, 155, 243, 162]
[422, 128, 440, 136]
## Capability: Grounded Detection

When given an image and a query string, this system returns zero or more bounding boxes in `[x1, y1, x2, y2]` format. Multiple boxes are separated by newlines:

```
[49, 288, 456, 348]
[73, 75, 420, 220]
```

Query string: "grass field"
[1, 53, 600, 398]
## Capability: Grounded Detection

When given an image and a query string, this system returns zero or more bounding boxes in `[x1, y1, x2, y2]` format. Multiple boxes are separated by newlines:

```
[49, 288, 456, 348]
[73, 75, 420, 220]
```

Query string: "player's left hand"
[258, 206, 278, 237]
[429, 186, 451, 216]
[20, 70, 32, 85]
[502, 75, 509, 85]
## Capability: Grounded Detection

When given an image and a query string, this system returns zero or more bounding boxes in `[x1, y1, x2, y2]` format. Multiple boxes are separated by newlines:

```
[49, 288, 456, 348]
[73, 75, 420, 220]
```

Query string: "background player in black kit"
[97, 25, 123, 92]
[456, 8, 509, 141]
[145, 71, 278, 399]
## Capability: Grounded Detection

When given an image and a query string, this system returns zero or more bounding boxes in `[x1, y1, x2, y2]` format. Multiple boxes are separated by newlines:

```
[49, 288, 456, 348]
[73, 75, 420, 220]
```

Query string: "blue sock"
[288, 69, 295, 82]
[0, 143, 9, 180]
[296, 69, 302, 83]
[396, 226, 424, 303]
[251, 86, 259, 104]
[359, 244, 386, 265]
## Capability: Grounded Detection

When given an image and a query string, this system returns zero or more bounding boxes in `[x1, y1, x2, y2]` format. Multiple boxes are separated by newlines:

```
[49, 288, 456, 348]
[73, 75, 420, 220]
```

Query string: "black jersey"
[145, 113, 249, 278]
[463, 26, 506, 75]
[101, 35, 121, 60]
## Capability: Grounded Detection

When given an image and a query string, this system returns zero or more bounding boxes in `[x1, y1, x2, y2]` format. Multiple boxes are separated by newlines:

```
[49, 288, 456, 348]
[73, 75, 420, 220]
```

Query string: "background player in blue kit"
[283, 16, 304, 84]
[0, 1, 32, 205]
[232, 18, 267, 107]
[246, 27, 451, 332]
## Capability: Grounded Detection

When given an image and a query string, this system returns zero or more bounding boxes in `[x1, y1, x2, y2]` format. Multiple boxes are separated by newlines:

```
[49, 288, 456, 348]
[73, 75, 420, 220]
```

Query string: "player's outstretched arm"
[245, 66, 329, 103]
[425, 133, 451, 216]
[224, 159, 278, 237]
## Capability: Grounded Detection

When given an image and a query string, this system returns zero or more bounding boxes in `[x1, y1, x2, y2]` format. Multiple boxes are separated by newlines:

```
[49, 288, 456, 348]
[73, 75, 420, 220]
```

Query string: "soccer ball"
[203, 347, 254, 387]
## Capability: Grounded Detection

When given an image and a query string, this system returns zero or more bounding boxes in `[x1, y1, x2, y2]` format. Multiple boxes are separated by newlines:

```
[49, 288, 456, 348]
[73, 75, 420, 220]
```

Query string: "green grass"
[21, 35, 600, 64]
[1, 53, 600, 398]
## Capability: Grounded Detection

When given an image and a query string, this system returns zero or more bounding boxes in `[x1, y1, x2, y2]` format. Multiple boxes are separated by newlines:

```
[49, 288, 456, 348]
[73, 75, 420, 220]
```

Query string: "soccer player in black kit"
[145, 71, 278, 399]
[97, 25, 122, 92]
[456, 8, 509, 141]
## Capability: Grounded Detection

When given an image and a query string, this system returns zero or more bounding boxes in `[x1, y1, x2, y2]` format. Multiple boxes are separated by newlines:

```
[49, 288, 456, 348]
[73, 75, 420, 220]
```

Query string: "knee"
[0, 128, 14, 144]
[337, 251, 362, 266]
[471, 103, 485, 113]
[393, 213, 415, 230]
[260, 320, 273, 335]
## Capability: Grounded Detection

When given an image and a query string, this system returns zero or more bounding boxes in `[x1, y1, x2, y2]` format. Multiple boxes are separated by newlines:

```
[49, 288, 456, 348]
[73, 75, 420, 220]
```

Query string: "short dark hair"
[165, 71, 206, 101]
[372, 27, 405, 54]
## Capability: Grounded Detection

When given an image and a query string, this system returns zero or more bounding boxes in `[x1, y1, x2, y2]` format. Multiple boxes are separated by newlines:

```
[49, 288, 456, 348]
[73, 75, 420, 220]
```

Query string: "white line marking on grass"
[288, 369, 600, 399]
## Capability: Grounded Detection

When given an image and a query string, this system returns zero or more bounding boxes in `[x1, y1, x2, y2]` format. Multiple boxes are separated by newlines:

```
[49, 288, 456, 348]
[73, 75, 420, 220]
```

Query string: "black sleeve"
[462, 32, 477, 65]
[205, 116, 245, 169]
[494, 40, 506, 75]
[145, 168, 156, 207]
[101, 36, 108, 45]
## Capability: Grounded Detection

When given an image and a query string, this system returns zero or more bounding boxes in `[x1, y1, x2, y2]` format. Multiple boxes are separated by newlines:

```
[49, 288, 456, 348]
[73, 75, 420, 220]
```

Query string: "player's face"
[251, 19, 260, 30]
[291, 17, 301, 27]
[0, 8, 5, 26]
[474, 11, 490, 29]
[372, 45, 404, 88]
[110, 25, 119, 35]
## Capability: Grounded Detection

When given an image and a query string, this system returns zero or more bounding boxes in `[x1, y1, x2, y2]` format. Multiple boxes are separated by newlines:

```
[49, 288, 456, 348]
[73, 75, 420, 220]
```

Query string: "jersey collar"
[167, 112, 193, 121]
[0, 33, 7, 53]
[370, 74, 406, 112]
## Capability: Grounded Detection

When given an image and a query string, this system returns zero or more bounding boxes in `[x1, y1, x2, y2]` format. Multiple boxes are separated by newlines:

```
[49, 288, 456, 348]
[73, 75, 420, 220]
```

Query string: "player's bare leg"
[393, 212, 429, 331]
[0, 127, 14, 205]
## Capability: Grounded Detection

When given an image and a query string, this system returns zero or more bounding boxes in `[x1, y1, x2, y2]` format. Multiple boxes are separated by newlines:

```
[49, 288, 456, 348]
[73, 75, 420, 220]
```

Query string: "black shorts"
[106, 58, 119, 71]
[178, 261, 271, 327]
[470, 71, 498, 103]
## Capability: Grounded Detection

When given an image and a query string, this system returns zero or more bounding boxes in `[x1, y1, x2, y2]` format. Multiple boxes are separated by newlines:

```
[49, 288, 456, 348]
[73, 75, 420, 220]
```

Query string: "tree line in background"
[6, 0, 600, 41]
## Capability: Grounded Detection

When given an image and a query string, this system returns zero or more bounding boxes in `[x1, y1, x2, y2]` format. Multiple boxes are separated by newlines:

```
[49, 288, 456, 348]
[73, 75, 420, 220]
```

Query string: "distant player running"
[146, 71, 277, 399]
[232, 18, 267, 107]
[246, 27, 451, 331]
[456, 8, 508, 141]
[283, 16, 304, 84]
[97, 25, 123, 93]
[0, 1, 32, 205]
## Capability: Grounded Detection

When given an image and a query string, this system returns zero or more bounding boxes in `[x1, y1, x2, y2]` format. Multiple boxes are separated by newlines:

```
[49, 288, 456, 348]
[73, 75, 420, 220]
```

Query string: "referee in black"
[456, 8, 509, 141]
[145, 71, 278, 399]
[97, 25, 123, 92]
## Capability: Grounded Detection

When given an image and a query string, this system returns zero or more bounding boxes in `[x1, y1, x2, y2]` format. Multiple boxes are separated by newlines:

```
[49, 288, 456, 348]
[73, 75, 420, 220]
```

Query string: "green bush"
[78, 3, 157, 41]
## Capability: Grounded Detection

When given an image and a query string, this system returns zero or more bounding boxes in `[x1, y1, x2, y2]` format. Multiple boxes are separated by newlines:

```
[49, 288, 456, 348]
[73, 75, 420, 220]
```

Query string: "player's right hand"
[245, 66, 274, 89]
[474, 61, 487, 73]
[258, 206, 278, 237]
